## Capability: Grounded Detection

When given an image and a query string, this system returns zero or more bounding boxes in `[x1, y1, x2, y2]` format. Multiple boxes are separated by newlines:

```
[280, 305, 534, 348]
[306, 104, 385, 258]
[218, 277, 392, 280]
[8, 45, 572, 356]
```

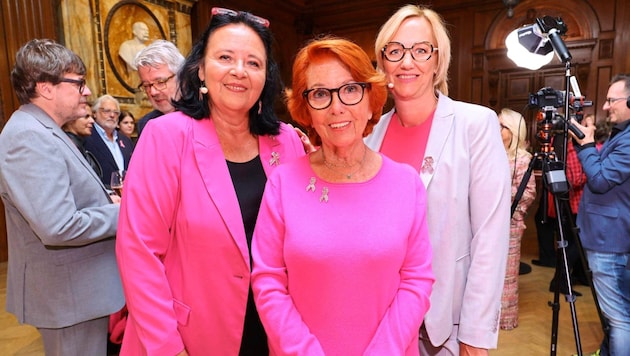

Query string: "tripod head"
[529, 86, 592, 153]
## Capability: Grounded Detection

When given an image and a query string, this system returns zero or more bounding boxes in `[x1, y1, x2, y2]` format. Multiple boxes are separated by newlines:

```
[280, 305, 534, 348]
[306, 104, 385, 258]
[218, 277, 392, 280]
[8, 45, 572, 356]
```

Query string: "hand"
[289, 123, 317, 153]
[175, 350, 189, 356]
[109, 194, 122, 204]
[460, 342, 489, 356]
[569, 118, 596, 146]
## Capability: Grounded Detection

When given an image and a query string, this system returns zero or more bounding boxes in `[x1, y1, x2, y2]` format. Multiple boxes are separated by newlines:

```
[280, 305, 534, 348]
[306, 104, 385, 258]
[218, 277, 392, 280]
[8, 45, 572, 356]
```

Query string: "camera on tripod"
[529, 87, 564, 109]
[529, 86, 593, 149]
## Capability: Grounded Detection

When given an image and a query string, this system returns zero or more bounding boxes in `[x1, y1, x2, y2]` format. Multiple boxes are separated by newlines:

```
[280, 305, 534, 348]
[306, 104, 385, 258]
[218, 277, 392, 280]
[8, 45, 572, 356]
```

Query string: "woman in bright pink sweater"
[251, 37, 434, 356]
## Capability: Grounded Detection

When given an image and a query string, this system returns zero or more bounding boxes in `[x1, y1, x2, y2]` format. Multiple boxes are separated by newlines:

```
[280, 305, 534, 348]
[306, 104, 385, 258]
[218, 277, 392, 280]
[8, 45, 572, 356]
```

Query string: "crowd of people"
[0, 4, 628, 356]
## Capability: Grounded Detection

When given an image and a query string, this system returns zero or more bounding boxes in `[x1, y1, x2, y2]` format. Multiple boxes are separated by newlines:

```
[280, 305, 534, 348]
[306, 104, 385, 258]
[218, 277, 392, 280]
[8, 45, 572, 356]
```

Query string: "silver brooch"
[306, 177, 316, 192]
[421, 156, 434, 174]
[320, 187, 329, 203]
[269, 152, 280, 166]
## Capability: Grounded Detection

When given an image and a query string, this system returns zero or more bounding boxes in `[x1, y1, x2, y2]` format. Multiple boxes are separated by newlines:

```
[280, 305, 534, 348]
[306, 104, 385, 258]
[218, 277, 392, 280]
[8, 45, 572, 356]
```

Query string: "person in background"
[116, 8, 305, 356]
[252, 37, 434, 355]
[118, 110, 136, 140]
[62, 105, 103, 178]
[0, 38, 123, 356]
[571, 74, 630, 356]
[498, 108, 536, 330]
[83, 94, 134, 187]
[134, 39, 185, 137]
[366, 5, 511, 355]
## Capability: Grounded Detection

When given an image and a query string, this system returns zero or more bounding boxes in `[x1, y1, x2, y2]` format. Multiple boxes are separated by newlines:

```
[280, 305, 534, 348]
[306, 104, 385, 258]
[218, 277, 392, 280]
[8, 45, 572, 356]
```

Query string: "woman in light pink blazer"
[366, 5, 511, 355]
[116, 9, 304, 356]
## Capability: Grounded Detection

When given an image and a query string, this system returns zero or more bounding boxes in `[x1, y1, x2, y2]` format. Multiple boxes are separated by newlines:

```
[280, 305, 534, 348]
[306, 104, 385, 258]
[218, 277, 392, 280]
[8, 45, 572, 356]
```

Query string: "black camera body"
[529, 87, 565, 109]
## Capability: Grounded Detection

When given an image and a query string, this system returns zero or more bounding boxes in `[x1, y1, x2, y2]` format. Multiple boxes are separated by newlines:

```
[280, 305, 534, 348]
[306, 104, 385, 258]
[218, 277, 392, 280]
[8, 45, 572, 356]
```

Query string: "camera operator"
[570, 74, 630, 355]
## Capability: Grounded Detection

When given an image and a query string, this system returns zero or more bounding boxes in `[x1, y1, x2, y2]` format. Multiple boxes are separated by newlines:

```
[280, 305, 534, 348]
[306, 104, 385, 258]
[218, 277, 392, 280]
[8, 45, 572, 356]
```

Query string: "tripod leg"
[543, 155, 583, 356]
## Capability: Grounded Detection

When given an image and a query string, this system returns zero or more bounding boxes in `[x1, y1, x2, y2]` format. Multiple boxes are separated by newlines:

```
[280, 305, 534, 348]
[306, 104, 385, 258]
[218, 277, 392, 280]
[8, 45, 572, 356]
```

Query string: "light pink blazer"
[366, 93, 511, 350]
[116, 112, 305, 356]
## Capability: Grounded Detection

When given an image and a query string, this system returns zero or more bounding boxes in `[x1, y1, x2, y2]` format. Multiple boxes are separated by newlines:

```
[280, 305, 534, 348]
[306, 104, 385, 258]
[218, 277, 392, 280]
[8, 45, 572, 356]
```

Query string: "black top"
[226, 156, 269, 356]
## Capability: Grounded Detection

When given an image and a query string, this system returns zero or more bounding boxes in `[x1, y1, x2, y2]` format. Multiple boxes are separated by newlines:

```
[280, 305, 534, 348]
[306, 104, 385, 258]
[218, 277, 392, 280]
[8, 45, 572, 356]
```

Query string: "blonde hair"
[500, 108, 530, 160]
[374, 4, 451, 95]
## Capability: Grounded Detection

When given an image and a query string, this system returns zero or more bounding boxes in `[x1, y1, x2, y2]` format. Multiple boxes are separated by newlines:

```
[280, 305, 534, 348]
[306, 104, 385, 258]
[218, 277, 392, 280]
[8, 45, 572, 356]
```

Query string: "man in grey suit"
[0, 39, 124, 356]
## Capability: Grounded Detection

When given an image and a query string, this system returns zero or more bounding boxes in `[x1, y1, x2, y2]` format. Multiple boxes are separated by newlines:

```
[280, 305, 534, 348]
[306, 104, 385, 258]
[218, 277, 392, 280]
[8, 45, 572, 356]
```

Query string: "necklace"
[321, 146, 368, 179]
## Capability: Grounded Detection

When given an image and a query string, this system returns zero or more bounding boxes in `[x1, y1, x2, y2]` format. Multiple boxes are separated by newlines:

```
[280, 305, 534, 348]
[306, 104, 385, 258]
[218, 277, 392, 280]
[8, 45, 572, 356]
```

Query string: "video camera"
[529, 87, 564, 109]
[528, 85, 592, 148]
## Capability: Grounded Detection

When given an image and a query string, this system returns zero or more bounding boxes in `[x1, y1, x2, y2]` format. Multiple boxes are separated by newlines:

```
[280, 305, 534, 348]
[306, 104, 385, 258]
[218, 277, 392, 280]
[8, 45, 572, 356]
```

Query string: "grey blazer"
[366, 93, 511, 350]
[0, 104, 124, 328]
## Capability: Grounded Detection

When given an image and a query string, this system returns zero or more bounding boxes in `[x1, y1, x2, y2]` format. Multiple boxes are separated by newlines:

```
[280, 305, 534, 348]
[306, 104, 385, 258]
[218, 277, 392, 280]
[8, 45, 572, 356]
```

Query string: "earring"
[199, 81, 208, 101]
[258, 101, 262, 115]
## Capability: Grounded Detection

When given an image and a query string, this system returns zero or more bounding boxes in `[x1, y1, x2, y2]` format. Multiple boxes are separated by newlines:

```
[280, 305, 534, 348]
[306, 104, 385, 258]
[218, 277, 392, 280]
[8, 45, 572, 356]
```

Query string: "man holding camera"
[571, 74, 630, 355]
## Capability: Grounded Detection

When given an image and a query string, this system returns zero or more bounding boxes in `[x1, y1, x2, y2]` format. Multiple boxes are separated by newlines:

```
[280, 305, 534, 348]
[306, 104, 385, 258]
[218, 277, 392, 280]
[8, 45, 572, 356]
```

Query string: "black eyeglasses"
[138, 74, 175, 93]
[211, 7, 270, 28]
[59, 77, 86, 94]
[605, 97, 629, 105]
[302, 82, 370, 110]
[381, 41, 438, 62]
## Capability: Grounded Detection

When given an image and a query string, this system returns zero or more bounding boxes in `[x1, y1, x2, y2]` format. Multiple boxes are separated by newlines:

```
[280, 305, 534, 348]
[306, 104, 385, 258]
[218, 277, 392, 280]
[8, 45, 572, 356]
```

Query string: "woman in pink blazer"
[366, 5, 511, 355]
[116, 9, 304, 356]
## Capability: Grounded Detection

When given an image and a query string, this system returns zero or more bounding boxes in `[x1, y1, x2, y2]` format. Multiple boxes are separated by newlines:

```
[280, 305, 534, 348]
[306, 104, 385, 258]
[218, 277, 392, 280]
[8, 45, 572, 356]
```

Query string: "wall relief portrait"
[104, 1, 167, 94]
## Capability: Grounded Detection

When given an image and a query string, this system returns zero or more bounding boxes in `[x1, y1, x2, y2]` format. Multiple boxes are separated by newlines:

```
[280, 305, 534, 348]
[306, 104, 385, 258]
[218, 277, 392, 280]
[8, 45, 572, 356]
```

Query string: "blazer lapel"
[191, 119, 250, 268]
[22, 104, 109, 193]
[421, 93, 454, 188]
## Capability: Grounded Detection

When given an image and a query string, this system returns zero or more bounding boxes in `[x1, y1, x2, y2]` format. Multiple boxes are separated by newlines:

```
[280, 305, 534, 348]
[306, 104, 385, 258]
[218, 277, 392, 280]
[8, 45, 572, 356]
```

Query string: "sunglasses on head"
[211, 7, 270, 28]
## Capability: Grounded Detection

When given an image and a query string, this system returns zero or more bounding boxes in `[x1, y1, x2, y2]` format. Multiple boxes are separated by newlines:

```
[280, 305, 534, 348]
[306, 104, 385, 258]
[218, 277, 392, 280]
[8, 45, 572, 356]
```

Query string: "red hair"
[286, 36, 387, 146]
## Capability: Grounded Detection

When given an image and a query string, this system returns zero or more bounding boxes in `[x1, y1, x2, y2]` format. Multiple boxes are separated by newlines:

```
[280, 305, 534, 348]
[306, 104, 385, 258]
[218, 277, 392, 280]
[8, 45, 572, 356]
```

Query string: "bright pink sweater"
[252, 154, 434, 356]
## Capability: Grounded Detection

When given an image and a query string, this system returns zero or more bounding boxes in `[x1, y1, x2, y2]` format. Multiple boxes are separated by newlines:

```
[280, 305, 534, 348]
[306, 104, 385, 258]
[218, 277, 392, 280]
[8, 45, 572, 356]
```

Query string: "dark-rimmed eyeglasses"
[59, 77, 86, 94]
[302, 82, 370, 110]
[381, 41, 438, 62]
[605, 97, 629, 105]
[211, 7, 270, 28]
[138, 74, 175, 93]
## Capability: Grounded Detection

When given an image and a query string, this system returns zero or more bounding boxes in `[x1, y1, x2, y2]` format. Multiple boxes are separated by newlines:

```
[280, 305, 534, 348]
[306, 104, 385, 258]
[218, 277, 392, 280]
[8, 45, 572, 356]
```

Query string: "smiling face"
[64, 111, 95, 137]
[382, 17, 438, 102]
[305, 58, 371, 151]
[603, 80, 630, 124]
[198, 23, 266, 120]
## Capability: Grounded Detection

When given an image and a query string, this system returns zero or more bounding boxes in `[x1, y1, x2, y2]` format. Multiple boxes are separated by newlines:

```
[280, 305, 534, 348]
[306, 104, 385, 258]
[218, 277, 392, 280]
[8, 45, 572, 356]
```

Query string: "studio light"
[506, 16, 570, 70]
[506, 25, 554, 70]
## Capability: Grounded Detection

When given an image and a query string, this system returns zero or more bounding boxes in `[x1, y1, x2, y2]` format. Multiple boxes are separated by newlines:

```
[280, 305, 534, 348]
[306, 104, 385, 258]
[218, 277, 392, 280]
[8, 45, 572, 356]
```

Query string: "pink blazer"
[116, 112, 305, 355]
